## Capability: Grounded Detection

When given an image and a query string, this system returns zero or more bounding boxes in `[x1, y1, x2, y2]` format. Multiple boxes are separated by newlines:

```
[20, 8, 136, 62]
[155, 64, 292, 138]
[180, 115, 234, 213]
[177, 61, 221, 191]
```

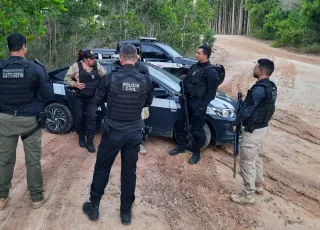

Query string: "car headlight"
[207, 106, 235, 118]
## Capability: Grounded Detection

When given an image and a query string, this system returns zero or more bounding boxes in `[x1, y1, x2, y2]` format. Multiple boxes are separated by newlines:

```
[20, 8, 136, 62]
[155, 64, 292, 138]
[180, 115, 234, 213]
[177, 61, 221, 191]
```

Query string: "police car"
[107, 37, 225, 85]
[45, 60, 236, 149]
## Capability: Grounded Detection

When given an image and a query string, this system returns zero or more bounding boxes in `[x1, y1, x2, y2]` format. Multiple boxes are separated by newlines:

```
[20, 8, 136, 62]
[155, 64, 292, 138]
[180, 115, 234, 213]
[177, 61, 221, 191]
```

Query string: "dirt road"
[1, 35, 319, 230]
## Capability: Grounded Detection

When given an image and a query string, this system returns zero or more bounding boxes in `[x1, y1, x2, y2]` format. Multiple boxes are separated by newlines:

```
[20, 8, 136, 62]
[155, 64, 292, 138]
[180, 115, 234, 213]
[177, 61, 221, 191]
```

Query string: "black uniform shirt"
[232, 78, 269, 126]
[96, 64, 154, 132]
[0, 56, 54, 115]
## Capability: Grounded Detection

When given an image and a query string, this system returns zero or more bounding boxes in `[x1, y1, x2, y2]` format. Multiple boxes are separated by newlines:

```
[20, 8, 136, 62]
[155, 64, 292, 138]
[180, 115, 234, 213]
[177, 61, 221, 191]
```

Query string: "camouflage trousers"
[0, 113, 44, 202]
[239, 127, 268, 195]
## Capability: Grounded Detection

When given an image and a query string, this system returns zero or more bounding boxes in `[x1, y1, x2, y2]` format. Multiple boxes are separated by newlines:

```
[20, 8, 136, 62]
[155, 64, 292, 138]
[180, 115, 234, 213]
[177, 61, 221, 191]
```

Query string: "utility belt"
[0, 108, 36, 117]
[243, 126, 254, 133]
[243, 124, 267, 133]
[100, 119, 152, 141]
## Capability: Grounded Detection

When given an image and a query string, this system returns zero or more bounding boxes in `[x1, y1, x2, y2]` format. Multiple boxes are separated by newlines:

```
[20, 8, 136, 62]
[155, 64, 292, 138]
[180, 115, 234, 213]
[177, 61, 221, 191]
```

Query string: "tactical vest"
[106, 68, 149, 121]
[0, 59, 37, 106]
[184, 63, 211, 99]
[75, 61, 101, 97]
[245, 81, 277, 128]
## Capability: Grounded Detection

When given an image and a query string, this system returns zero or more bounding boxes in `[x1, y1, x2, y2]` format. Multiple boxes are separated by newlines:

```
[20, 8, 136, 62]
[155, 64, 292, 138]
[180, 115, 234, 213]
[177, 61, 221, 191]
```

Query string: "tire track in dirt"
[271, 109, 320, 145]
[212, 145, 320, 218]
[141, 137, 260, 230]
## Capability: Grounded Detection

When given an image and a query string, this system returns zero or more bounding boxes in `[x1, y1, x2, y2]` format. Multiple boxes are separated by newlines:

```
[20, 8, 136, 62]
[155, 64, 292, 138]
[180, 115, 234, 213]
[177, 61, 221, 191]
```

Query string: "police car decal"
[2, 68, 24, 79]
[53, 83, 66, 95]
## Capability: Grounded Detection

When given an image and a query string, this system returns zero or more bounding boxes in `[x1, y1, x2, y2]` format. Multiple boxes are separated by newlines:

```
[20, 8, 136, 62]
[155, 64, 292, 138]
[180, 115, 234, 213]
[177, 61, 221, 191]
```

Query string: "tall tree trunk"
[232, 0, 235, 34]
[239, 0, 243, 35]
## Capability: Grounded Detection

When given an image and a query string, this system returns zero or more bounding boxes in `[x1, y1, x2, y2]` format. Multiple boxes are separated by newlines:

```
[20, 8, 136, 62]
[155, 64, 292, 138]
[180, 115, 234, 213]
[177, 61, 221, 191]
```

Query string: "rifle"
[233, 90, 243, 178]
[180, 81, 195, 150]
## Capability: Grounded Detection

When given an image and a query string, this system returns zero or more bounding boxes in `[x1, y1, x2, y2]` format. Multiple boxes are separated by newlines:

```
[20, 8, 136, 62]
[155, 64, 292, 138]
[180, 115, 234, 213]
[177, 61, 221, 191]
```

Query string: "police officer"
[64, 50, 107, 153]
[231, 58, 277, 205]
[82, 44, 154, 224]
[169, 45, 219, 164]
[116, 53, 152, 155]
[0, 33, 53, 210]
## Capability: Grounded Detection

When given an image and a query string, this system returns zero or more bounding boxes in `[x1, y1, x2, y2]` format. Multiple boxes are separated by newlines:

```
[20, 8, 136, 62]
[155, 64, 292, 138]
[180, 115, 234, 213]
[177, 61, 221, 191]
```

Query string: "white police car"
[45, 60, 236, 149]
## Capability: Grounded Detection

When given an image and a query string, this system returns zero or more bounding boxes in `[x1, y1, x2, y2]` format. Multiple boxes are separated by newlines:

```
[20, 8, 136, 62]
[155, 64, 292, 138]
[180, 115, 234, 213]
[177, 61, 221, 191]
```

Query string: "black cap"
[7, 33, 27, 47]
[83, 49, 98, 59]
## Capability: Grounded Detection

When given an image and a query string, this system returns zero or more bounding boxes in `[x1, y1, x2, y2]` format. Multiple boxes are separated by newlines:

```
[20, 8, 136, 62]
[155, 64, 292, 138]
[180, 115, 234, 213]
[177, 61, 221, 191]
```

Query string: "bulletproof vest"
[0, 59, 37, 106]
[184, 63, 210, 99]
[246, 81, 277, 128]
[106, 67, 149, 121]
[75, 61, 100, 97]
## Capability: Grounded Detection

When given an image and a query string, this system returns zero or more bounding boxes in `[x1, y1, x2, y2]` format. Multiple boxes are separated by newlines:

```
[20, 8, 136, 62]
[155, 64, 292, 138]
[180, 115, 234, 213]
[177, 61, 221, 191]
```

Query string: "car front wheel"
[174, 123, 212, 151]
[45, 102, 74, 134]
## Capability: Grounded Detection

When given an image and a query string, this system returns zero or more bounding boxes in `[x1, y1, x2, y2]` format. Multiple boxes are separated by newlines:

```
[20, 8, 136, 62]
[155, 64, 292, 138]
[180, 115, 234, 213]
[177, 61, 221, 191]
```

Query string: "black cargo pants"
[73, 95, 97, 138]
[89, 127, 142, 213]
[175, 99, 207, 153]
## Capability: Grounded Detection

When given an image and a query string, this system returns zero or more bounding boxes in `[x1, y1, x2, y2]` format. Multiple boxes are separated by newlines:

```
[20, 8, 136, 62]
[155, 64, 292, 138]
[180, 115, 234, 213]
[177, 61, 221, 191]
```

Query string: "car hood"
[172, 57, 197, 67]
[210, 90, 237, 109]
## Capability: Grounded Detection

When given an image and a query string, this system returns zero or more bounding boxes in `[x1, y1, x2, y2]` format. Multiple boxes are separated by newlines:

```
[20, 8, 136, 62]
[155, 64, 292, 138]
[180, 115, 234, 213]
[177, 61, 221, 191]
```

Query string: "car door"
[144, 79, 179, 138]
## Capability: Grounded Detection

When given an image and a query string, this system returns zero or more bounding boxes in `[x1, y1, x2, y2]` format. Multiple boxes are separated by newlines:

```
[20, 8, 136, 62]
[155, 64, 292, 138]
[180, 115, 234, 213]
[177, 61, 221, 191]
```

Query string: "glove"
[141, 107, 149, 120]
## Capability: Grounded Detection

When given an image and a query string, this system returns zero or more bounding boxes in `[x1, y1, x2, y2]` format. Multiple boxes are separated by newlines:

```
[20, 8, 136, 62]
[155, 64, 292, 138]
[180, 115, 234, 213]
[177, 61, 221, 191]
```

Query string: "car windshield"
[155, 43, 182, 58]
[146, 64, 181, 93]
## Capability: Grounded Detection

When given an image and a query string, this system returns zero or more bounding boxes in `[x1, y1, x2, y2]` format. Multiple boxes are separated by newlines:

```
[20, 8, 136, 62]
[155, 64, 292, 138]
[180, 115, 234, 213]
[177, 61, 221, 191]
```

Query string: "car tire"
[174, 123, 211, 151]
[45, 103, 74, 134]
[200, 123, 212, 151]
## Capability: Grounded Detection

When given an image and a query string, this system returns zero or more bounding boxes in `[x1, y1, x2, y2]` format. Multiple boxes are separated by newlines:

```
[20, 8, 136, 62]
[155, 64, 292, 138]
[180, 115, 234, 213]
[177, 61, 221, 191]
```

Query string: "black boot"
[120, 210, 132, 225]
[169, 146, 186, 156]
[82, 202, 99, 221]
[86, 137, 96, 153]
[79, 134, 86, 148]
[188, 152, 200, 164]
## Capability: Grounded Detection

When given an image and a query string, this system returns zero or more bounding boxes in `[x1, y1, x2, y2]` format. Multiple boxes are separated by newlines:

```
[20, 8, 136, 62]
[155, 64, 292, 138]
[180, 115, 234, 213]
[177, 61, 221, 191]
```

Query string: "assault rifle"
[233, 90, 243, 178]
[180, 81, 195, 150]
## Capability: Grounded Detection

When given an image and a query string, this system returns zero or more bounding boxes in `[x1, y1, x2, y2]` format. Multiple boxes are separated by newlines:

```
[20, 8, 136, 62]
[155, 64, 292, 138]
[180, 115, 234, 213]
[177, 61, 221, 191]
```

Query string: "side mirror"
[154, 88, 169, 98]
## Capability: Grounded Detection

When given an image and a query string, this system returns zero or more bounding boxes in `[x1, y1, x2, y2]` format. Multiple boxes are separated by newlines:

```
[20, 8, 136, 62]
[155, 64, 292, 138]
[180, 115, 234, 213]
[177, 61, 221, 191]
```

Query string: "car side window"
[142, 45, 167, 60]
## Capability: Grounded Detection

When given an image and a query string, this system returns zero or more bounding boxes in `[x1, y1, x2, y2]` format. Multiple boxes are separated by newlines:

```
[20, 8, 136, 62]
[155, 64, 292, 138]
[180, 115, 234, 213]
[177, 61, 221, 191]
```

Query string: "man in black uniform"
[231, 59, 277, 205]
[169, 45, 219, 164]
[82, 44, 154, 224]
[64, 50, 107, 153]
[0, 33, 53, 210]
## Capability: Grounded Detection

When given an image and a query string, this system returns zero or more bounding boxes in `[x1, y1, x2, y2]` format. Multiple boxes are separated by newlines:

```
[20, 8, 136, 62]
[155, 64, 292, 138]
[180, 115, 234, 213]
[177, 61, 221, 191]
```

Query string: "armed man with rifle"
[231, 58, 277, 205]
[0, 33, 54, 210]
[169, 45, 219, 164]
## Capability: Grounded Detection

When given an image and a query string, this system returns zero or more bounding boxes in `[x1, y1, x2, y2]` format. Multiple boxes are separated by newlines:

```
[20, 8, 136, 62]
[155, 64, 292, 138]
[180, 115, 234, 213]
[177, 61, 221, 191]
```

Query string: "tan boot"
[230, 192, 255, 205]
[255, 182, 264, 195]
[139, 144, 147, 155]
[32, 199, 45, 209]
[0, 198, 8, 211]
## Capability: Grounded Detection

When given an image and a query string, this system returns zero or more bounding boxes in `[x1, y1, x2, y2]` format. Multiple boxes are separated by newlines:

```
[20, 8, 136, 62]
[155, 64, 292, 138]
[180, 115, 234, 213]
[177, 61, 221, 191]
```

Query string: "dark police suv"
[45, 60, 236, 149]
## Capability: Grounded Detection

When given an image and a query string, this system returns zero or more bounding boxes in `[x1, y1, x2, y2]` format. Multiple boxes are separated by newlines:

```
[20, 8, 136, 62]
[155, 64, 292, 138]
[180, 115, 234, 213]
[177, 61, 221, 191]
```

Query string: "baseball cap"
[82, 49, 98, 59]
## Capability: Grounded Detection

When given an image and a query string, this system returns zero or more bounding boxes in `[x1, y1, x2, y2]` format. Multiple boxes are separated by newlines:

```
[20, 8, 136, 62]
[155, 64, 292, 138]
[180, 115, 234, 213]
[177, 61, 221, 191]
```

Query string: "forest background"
[0, 0, 319, 70]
